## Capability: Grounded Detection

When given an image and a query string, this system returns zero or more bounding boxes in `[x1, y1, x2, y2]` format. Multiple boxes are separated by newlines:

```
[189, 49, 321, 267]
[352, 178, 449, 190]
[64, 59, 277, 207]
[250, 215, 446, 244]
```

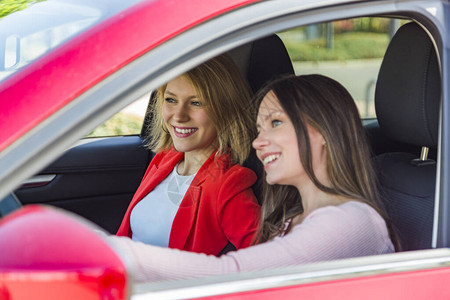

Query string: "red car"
[1, 0, 450, 299]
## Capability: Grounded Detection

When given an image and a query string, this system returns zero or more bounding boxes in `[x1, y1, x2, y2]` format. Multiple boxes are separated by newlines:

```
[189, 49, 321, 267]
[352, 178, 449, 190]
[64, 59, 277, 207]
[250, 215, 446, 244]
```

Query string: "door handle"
[20, 174, 56, 188]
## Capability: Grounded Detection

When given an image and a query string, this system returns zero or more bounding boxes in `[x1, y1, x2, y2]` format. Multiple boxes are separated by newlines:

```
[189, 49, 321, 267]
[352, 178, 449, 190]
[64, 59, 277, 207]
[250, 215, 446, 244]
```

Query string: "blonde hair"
[147, 54, 255, 165]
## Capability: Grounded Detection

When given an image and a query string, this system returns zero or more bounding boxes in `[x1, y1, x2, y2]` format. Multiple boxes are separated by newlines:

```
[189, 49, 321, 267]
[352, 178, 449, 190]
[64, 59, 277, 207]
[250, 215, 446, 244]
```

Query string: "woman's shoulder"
[307, 201, 383, 225]
[270, 201, 394, 263]
[207, 154, 256, 177]
[290, 201, 395, 255]
[303, 201, 392, 246]
[220, 162, 256, 185]
[199, 156, 257, 194]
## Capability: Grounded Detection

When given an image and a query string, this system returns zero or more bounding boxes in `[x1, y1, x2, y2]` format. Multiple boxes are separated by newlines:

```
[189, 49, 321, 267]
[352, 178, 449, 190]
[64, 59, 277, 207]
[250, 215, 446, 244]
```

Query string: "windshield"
[0, 0, 142, 81]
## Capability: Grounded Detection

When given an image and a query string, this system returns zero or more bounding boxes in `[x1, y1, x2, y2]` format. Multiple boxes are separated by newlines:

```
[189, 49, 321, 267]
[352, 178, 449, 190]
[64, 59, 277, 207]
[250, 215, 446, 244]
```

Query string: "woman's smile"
[172, 126, 198, 137]
[162, 76, 217, 157]
[260, 152, 281, 169]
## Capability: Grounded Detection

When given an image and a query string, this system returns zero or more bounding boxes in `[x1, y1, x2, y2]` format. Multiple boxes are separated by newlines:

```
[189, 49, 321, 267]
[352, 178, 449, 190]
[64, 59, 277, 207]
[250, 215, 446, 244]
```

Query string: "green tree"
[0, 0, 45, 19]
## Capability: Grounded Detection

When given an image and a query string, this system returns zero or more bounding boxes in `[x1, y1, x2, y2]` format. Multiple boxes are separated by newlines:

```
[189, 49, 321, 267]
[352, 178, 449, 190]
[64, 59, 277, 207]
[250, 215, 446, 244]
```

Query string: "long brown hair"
[254, 74, 397, 249]
[147, 53, 255, 165]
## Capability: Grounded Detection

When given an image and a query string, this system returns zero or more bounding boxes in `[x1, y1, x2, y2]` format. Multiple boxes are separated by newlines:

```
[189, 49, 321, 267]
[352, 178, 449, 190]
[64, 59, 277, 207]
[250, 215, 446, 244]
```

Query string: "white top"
[111, 201, 395, 282]
[130, 165, 196, 246]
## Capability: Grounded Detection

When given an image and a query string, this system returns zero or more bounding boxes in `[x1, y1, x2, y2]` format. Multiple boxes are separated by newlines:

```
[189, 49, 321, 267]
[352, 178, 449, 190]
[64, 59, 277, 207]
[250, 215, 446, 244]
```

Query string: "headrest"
[228, 34, 295, 93]
[375, 22, 441, 147]
[228, 34, 294, 204]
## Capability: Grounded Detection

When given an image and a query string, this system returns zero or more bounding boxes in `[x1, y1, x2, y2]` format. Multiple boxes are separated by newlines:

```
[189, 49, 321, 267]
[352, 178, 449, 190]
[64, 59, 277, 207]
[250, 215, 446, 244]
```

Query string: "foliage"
[0, 0, 45, 19]
[335, 18, 392, 33]
[87, 113, 143, 138]
[283, 32, 390, 62]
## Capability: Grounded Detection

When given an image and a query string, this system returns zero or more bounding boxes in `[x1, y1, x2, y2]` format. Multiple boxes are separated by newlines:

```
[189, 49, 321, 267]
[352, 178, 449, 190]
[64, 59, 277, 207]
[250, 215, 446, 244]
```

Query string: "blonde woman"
[117, 54, 261, 255]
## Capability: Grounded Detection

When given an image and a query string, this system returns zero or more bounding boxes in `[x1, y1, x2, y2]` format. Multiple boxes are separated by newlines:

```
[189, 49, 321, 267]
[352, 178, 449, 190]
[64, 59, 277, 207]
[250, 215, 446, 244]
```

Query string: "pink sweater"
[109, 201, 394, 282]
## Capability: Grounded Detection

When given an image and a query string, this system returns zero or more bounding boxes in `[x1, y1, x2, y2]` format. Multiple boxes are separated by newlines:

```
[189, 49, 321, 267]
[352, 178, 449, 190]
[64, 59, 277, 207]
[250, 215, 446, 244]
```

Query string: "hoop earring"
[161, 119, 169, 133]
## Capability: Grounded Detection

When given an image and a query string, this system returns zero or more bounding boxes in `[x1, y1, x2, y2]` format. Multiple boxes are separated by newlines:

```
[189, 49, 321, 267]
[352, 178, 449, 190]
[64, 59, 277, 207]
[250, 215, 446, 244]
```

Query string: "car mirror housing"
[0, 205, 129, 300]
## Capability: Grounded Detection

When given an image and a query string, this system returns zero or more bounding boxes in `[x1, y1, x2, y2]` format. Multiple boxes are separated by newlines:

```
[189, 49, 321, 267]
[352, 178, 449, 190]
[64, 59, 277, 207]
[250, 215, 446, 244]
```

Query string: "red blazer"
[116, 148, 260, 255]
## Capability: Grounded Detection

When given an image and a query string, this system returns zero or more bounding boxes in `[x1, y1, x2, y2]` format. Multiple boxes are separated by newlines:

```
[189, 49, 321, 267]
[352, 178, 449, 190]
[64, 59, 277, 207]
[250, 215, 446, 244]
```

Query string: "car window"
[278, 17, 408, 119]
[88, 17, 407, 137]
[86, 93, 150, 138]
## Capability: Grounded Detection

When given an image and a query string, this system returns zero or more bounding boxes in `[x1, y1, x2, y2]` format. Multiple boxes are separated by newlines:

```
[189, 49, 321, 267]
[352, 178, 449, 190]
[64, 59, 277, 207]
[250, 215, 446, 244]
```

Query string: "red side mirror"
[0, 205, 128, 300]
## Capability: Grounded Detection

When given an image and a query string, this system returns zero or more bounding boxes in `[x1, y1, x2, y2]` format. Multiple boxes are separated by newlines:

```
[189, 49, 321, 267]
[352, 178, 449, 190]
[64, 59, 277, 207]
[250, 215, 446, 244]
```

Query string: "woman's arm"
[108, 202, 393, 282]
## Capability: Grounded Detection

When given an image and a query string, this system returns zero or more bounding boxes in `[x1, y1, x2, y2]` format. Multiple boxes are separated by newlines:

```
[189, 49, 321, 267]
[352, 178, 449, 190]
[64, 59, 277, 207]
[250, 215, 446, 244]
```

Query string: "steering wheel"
[0, 193, 23, 218]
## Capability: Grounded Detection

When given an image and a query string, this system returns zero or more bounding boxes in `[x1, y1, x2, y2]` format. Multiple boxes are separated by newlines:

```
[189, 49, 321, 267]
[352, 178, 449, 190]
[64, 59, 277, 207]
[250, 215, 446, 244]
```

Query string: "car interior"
[228, 34, 295, 204]
[2, 17, 441, 255]
[374, 22, 440, 251]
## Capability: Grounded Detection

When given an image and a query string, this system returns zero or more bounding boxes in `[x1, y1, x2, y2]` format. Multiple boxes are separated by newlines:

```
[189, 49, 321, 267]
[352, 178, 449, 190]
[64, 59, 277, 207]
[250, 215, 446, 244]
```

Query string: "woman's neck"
[177, 147, 215, 176]
[294, 177, 350, 221]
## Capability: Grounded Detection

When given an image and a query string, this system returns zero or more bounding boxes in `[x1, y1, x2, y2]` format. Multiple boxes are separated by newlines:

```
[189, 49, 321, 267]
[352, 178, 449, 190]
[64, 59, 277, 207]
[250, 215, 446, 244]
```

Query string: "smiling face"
[252, 91, 326, 188]
[162, 75, 218, 158]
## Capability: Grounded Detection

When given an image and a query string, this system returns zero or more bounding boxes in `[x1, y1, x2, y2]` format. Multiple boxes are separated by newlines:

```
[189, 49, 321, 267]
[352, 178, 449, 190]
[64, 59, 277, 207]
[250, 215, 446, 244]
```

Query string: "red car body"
[0, 0, 258, 153]
[1, 0, 450, 299]
[0, 206, 127, 300]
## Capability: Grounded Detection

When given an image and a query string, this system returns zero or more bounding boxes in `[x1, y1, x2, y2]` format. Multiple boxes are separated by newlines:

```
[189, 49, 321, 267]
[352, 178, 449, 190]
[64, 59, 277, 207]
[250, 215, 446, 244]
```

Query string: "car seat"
[217, 34, 294, 255]
[228, 34, 295, 93]
[228, 34, 295, 206]
[374, 22, 441, 251]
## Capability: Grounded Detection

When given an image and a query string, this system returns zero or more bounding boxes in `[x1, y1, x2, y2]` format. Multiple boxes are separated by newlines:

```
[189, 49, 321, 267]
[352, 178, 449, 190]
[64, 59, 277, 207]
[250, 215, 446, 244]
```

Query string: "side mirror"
[0, 205, 129, 300]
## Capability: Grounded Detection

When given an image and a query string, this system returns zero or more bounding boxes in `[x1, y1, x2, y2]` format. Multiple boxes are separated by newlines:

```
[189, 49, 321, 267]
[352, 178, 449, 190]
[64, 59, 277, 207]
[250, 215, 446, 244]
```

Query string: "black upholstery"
[229, 34, 295, 205]
[375, 23, 440, 147]
[374, 22, 441, 251]
[229, 34, 295, 93]
[216, 35, 294, 255]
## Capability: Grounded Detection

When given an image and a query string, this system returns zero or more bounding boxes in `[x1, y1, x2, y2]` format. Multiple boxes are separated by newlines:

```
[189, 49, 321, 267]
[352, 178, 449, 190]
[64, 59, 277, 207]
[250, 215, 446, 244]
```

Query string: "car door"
[14, 100, 153, 233]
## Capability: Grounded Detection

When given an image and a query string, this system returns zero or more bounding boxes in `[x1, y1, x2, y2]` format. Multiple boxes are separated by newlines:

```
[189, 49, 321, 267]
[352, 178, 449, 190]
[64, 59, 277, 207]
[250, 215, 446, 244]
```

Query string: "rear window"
[278, 17, 409, 119]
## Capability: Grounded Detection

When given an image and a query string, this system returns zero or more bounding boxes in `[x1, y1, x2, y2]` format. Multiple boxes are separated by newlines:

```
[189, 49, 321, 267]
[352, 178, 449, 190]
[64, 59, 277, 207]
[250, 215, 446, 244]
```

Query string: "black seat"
[374, 22, 441, 251]
[228, 34, 295, 205]
[217, 35, 294, 255]
[229, 34, 295, 93]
